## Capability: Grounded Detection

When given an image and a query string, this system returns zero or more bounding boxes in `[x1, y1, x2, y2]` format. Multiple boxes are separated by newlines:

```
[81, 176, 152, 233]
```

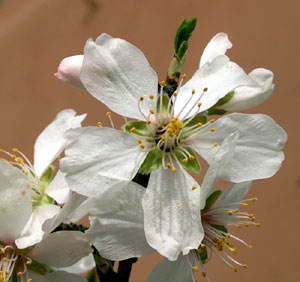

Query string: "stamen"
[106, 112, 115, 129]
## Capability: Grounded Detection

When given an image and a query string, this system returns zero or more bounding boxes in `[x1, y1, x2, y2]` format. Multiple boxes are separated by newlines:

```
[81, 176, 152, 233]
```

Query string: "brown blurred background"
[0, 0, 299, 281]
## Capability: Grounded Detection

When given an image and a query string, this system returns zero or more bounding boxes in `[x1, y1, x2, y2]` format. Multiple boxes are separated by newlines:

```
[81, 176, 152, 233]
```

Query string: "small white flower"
[0, 109, 86, 248]
[0, 161, 92, 282]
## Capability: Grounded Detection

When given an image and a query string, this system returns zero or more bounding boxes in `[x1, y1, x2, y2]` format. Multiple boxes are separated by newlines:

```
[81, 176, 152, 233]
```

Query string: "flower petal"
[28, 231, 92, 268]
[60, 127, 146, 197]
[0, 161, 31, 243]
[29, 270, 87, 282]
[16, 204, 61, 249]
[175, 55, 249, 119]
[34, 109, 86, 178]
[54, 254, 95, 274]
[220, 68, 274, 111]
[199, 32, 232, 68]
[189, 113, 287, 182]
[55, 55, 85, 90]
[146, 255, 194, 282]
[142, 166, 203, 261]
[80, 33, 158, 119]
[86, 181, 153, 261]
[46, 170, 70, 204]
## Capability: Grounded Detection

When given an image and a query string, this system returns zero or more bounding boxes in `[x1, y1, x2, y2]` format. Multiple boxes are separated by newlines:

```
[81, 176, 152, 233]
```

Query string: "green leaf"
[28, 259, 50, 275]
[175, 147, 200, 173]
[198, 245, 208, 262]
[203, 190, 222, 210]
[40, 166, 55, 187]
[177, 41, 188, 61]
[214, 91, 235, 107]
[211, 224, 228, 233]
[185, 115, 207, 127]
[156, 94, 170, 117]
[207, 108, 227, 115]
[125, 121, 152, 137]
[139, 150, 163, 174]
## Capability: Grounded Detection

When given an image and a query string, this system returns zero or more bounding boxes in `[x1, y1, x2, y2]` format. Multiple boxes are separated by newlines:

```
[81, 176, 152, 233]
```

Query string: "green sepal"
[203, 190, 222, 211]
[125, 121, 152, 137]
[198, 245, 208, 262]
[207, 108, 227, 115]
[211, 224, 228, 233]
[185, 115, 207, 127]
[40, 165, 55, 187]
[28, 259, 52, 275]
[156, 94, 170, 117]
[214, 91, 235, 107]
[87, 268, 99, 282]
[139, 150, 163, 174]
[175, 147, 200, 173]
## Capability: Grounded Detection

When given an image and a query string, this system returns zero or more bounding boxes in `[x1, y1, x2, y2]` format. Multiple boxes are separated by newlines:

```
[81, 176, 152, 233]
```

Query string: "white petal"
[29, 231, 92, 268]
[60, 127, 146, 197]
[80, 33, 158, 119]
[200, 132, 239, 209]
[142, 166, 203, 261]
[16, 205, 60, 249]
[34, 109, 86, 178]
[46, 171, 70, 204]
[29, 270, 87, 282]
[0, 162, 31, 243]
[86, 181, 153, 261]
[54, 254, 95, 274]
[199, 32, 232, 68]
[43, 193, 88, 234]
[175, 55, 249, 119]
[147, 255, 194, 282]
[189, 113, 287, 182]
[220, 68, 274, 111]
[55, 55, 85, 90]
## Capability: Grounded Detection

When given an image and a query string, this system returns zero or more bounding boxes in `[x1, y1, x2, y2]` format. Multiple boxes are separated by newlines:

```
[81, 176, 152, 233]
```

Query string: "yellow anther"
[241, 203, 248, 207]
[0, 149, 3, 153]
[197, 122, 203, 127]
[251, 216, 256, 222]
[249, 213, 254, 218]
[12, 155, 16, 160]
[17, 272, 22, 277]
[202, 272, 207, 277]
[160, 80, 166, 86]
[137, 139, 143, 144]
[26, 260, 32, 265]
[173, 92, 177, 97]
[172, 167, 176, 173]
[182, 74, 187, 79]
[189, 155, 195, 160]
[28, 279, 32, 282]
[149, 94, 154, 99]
[248, 245, 252, 249]
[57, 154, 61, 160]
[228, 210, 233, 215]
[166, 163, 171, 168]
[24, 171, 29, 175]
[96, 122, 102, 128]
[9, 161, 14, 165]
[213, 143, 218, 147]
[139, 96, 144, 101]
[243, 264, 248, 269]
[256, 223, 261, 228]
[130, 127, 136, 133]
[12, 148, 18, 152]
[244, 222, 250, 227]
[192, 186, 197, 190]
[3, 258, 7, 262]
[210, 128, 215, 132]
[140, 144, 145, 149]
[106, 112, 111, 116]
[192, 89, 195, 94]
[149, 109, 155, 114]
[235, 224, 241, 228]
[234, 209, 239, 213]
[167, 128, 173, 134]
[16, 158, 23, 164]
[200, 243, 206, 248]
[0, 248, 5, 254]
[234, 267, 238, 272]
[210, 119, 215, 123]
[198, 102, 202, 107]
[161, 136, 166, 141]
[192, 266, 198, 272]
[146, 120, 151, 125]
[203, 87, 208, 92]
[252, 197, 258, 202]
[183, 158, 188, 163]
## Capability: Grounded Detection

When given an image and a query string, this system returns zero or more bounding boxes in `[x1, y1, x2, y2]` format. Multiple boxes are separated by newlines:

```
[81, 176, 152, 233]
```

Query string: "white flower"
[0, 161, 92, 282]
[0, 109, 86, 249]
[60, 33, 286, 260]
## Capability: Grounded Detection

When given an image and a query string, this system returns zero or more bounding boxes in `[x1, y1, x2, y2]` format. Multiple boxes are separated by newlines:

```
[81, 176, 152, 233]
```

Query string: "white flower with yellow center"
[0, 109, 86, 249]
[60, 33, 286, 260]
[0, 161, 91, 282]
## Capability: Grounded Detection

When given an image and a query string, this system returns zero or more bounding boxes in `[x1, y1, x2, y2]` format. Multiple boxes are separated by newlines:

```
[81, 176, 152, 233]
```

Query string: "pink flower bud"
[55, 55, 85, 89]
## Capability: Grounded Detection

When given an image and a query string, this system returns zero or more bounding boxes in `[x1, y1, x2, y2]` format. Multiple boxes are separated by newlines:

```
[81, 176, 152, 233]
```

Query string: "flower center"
[0, 245, 32, 282]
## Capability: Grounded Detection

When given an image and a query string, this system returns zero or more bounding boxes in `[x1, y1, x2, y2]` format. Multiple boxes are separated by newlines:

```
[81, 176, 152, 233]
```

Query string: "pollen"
[146, 120, 151, 125]
[16, 157, 23, 164]
[17, 272, 22, 277]
[166, 163, 171, 168]
[137, 139, 143, 144]
[228, 210, 233, 215]
[241, 203, 248, 207]
[197, 122, 203, 127]
[26, 260, 32, 265]
[182, 74, 187, 79]
[140, 144, 145, 149]
[202, 272, 207, 277]
[234, 267, 238, 272]
[130, 127, 136, 133]
[106, 112, 111, 116]
[243, 264, 248, 269]
[192, 186, 197, 190]
[198, 102, 202, 107]
[210, 128, 215, 132]
[183, 158, 188, 163]
[160, 80, 166, 86]
[24, 171, 29, 175]
[139, 96, 144, 101]
[235, 224, 241, 228]
[252, 197, 258, 202]
[213, 143, 218, 147]
[149, 95, 154, 99]
[161, 136, 166, 141]
[192, 266, 198, 272]
[171, 167, 176, 173]
[0, 149, 3, 153]
[57, 154, 61, 160]
[97, 122, 102, 127]
[149, 109, 155, 114]
[192, 89, 195, 94]
[244, 222, 250, 227]
[28, 279, 32, 282]
[0, 248, 4, 254]
[248, 245, 252, 249]
[203, 87, 208, 92]
[12, 148, 19, 152]
[3, 258, 7, 262]
[256, 223, 261, 228]
[173, 92, 177, 97]
[189, 155, 195, 160]
[234, 209, 239, 213]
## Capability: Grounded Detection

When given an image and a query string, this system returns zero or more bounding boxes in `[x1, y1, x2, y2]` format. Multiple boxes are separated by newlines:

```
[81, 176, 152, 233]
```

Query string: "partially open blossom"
[55, 55, 85, 90]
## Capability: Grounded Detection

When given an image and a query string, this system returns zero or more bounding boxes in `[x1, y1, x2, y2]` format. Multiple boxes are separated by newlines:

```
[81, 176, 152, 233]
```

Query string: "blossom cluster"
[1, 24, 287, 282]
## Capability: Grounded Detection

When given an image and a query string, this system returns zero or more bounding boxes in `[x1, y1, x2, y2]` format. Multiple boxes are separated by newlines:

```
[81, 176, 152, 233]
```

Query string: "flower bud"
[55, 55, 85, 89]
